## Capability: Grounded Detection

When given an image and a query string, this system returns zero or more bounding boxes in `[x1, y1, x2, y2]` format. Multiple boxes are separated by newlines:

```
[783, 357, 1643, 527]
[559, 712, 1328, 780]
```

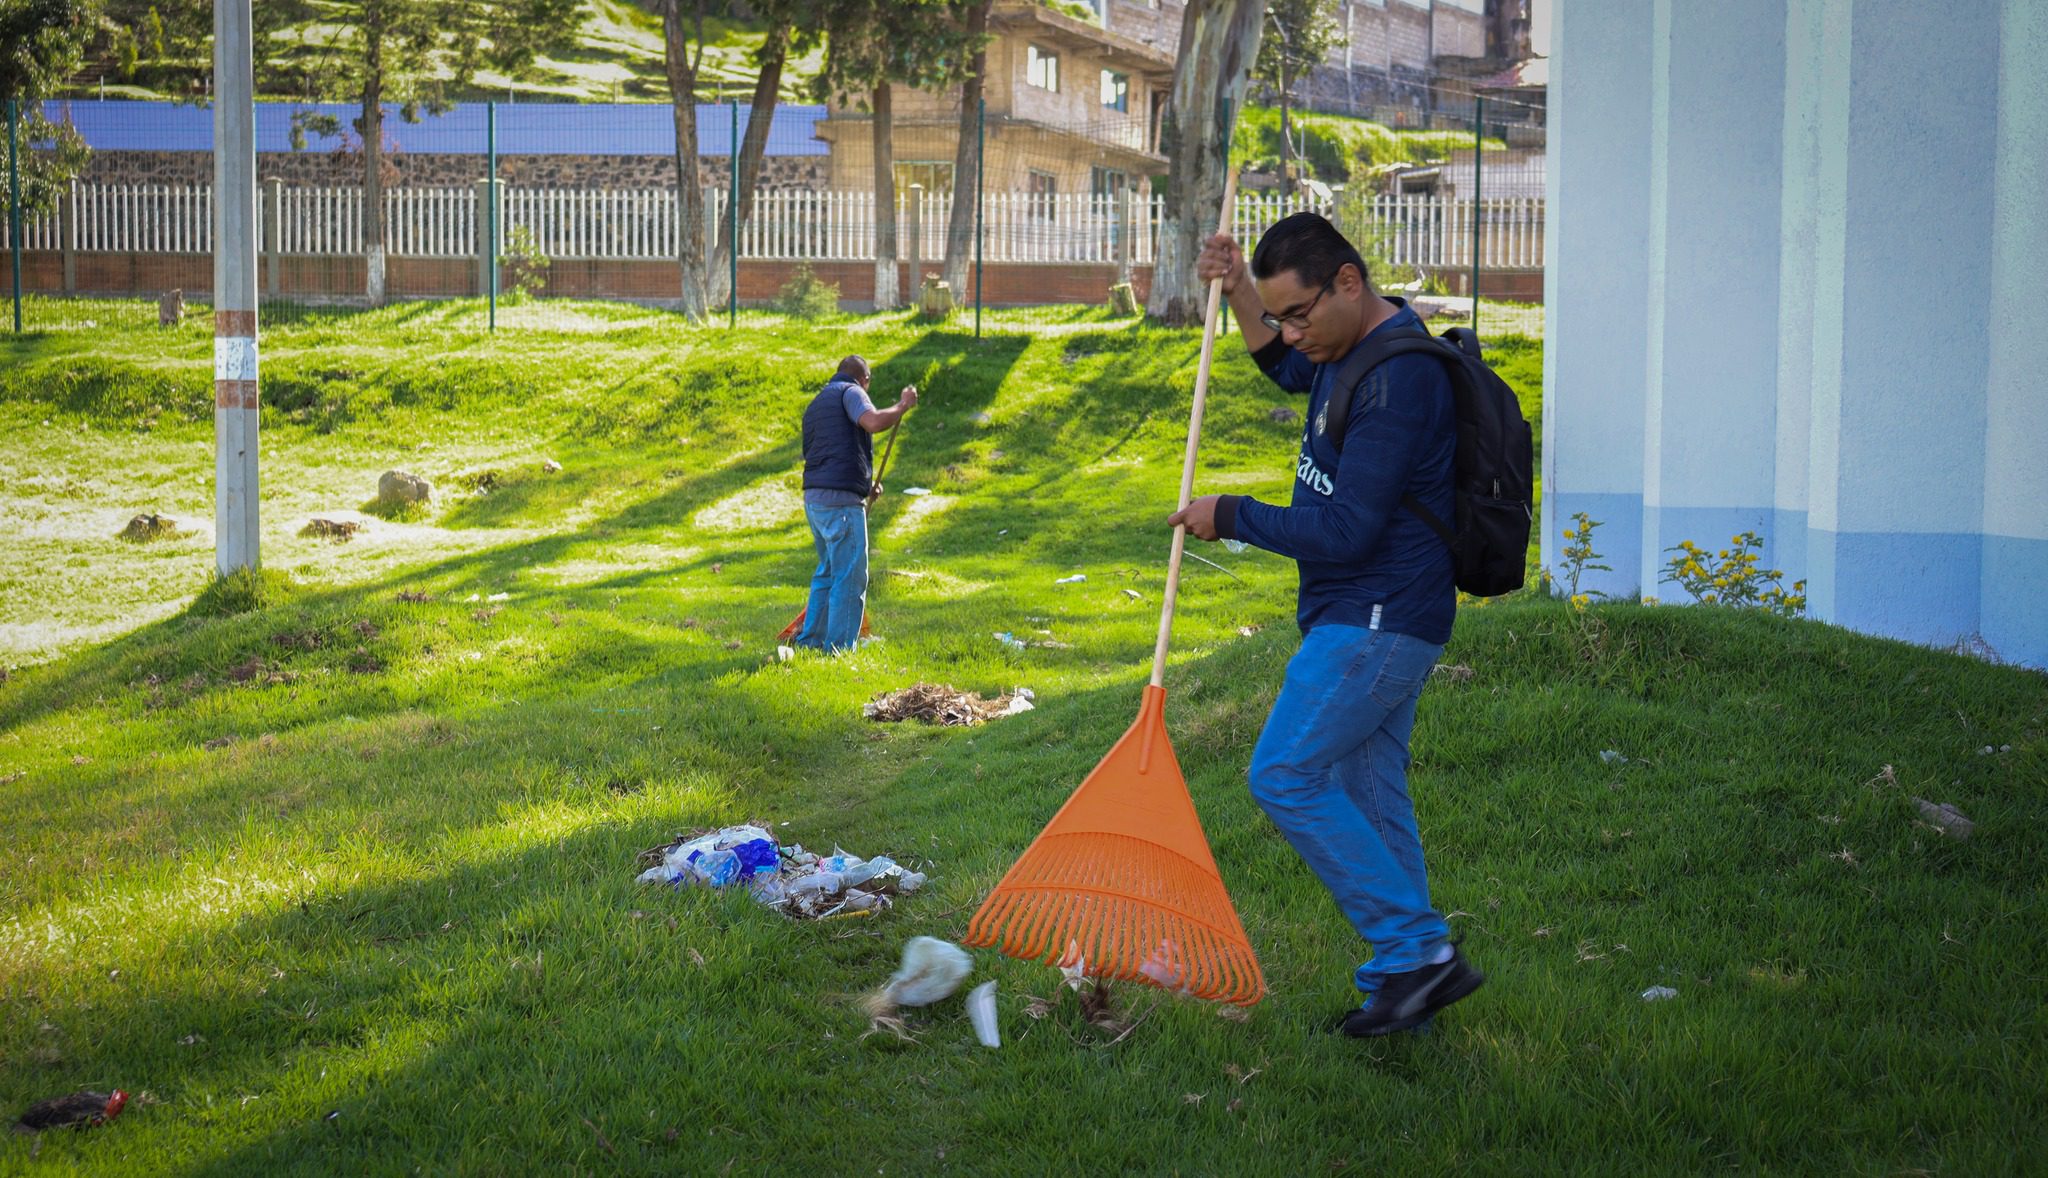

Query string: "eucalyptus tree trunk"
[1146, 0, 1265, 325]
[709, 19, 789, 306]
[662, 0, 710, 319]
[940, 0, 991, 295]
[358, 10, 387, 305]
[871, 81, 899, 309]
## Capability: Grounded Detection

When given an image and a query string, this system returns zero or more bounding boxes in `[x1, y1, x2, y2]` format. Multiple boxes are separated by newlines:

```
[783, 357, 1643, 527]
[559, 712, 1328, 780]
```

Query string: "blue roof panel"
[37, 100, 828, 156]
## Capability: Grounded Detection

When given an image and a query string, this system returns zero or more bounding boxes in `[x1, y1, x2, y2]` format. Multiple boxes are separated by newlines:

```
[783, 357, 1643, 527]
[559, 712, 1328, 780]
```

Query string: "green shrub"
[499, 226, 550, 302]
[1661, 533, 1807, 616]
[775, 262, 840, 319]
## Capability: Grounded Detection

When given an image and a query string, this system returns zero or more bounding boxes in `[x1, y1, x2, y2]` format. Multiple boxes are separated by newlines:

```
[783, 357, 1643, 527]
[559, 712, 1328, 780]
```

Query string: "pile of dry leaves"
[862, 682, 1034, 727]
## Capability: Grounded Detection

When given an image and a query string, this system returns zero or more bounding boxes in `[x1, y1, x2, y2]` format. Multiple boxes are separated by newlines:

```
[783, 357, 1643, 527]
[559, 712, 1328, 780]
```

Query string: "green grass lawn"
[1, 299, 2043, 1174]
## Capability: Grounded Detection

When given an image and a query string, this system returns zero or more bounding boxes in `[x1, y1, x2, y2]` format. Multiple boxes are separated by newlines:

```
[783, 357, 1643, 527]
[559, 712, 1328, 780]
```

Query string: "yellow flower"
[1563, 529, 1575, 540]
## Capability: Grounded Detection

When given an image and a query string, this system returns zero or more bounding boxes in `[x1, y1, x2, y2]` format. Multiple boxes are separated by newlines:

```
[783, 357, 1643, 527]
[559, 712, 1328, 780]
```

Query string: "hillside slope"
[0, 300, 2041, 1174]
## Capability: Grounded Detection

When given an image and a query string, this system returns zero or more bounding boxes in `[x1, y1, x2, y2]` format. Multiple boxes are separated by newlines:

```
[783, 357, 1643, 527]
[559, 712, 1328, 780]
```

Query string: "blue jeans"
[1247, 623, 1447, 997]
[794, 503, 867, 653]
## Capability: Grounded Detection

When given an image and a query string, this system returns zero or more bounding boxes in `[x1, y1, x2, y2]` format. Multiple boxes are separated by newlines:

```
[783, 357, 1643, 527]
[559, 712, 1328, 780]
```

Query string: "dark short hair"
[835, 355, 870, 385]
[1250, 213, 1372, 294]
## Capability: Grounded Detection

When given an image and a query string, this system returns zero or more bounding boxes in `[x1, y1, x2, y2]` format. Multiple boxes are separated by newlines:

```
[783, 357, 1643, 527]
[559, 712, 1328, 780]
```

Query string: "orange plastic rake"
[964, 174, 1264, 1006]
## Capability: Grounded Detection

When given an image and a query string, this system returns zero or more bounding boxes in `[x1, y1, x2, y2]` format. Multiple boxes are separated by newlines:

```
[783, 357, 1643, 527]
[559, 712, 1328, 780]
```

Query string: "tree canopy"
[1, 0, 101, 217]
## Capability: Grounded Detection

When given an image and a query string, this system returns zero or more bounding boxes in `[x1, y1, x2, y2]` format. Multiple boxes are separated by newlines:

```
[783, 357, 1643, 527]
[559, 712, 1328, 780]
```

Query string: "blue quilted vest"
[801, 380, 874, 496]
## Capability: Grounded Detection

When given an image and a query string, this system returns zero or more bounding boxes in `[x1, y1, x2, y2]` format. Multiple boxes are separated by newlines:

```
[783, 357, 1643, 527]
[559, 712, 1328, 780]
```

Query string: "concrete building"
[813, 1, 1176, 200]
[1544, 0, 2047, 667]
[1300, 0, 1492, 122]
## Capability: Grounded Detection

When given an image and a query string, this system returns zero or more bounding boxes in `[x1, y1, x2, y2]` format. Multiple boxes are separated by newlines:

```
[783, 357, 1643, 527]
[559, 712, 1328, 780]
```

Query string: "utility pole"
[1470, 95, 1483, 336]
[9, 99, 21, 333]
[729, 99, 739, 328]
[213, 0, 260, 574]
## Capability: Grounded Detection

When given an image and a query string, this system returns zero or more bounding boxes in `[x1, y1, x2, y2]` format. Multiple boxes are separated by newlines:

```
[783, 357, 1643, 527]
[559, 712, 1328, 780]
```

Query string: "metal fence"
[4, 180, 1543, 270]
[4, 96, 1547, 331]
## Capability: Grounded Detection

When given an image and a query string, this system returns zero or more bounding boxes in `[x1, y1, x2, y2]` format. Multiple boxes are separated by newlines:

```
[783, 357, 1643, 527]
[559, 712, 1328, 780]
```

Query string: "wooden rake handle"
[1150, 169, 1240, 689]
[876, 417, 899, 482]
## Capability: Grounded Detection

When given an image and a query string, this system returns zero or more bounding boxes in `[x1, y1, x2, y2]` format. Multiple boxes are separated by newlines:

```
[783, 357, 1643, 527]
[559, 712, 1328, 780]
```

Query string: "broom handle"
[1150, 170, 1239, 690]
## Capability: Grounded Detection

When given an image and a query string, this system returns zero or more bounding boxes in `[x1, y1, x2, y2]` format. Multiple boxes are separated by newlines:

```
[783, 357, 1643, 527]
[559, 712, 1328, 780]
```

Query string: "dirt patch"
[118, 513, 190, 543]
[301, 517, 363, 542]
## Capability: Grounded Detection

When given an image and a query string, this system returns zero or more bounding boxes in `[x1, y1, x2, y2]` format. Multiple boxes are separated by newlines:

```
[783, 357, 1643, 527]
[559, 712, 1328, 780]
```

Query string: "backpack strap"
[1320, 331, 1468, 549]
[1320, 330, 1462, 444]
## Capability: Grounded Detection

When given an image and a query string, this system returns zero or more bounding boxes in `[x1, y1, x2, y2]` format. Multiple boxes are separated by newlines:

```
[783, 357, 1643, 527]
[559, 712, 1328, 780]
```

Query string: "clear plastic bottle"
[838, 856, 895, 888]
[690, 848, 741, 887]
[789, 871, 843, 895]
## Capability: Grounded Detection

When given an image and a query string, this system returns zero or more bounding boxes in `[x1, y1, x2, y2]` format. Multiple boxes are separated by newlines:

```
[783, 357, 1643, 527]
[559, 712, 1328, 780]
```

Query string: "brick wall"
[1386, 3, 1433, 69]
[1106, 0, 1185, 53]
[9, 248, 1167, 309]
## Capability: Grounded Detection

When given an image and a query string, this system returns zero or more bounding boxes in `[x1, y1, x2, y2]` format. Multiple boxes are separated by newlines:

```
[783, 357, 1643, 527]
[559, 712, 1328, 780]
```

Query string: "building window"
[1027, 45, 1060, 92]
[1090, 166, 1128, 197]
[1028, 170, 1058, 220]
[894, 161, 955, 196]
[1100, 70, 1128, 112]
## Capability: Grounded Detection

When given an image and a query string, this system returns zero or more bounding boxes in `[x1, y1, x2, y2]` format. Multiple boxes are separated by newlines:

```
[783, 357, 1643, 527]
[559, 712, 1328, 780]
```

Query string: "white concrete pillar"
[1540, 0, 1655, 598]
[213, 0, 260, 575]
[1639, 0, 1789, 594]
[1981, 0, 2048, 666]
[1771, 0, 1851, 589]
[1803, 0, 2001, 644]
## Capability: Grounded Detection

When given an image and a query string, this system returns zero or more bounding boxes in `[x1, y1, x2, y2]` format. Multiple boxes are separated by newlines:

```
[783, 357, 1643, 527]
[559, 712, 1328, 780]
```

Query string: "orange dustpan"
[777, 608, 871, 643]
[964, 174, 1264, 1006]
[778, 413, 900, 642]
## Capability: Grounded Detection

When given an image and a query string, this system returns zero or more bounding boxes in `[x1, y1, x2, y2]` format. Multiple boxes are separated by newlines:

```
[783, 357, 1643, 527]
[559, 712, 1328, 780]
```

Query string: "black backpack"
[1322, 324, 1534, 597]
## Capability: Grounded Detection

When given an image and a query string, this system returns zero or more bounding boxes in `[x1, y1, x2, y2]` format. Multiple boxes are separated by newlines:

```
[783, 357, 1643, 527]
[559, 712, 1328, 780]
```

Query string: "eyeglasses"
[1259, 278, 1335, 332]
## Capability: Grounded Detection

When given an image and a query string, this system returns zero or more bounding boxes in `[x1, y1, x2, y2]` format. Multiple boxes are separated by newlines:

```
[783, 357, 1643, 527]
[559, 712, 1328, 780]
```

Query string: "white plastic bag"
[881, 936, 973, 1007]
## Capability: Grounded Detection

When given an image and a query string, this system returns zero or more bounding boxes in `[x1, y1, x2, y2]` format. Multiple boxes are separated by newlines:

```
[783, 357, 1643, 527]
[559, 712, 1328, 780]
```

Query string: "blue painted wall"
[1547, 0, 2048, 668]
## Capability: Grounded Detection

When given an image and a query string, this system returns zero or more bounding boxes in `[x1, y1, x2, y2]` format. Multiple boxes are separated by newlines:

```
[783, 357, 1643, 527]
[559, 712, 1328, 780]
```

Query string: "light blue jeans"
[1247, 623, 1447, 997]
[794, 503, 867, 653]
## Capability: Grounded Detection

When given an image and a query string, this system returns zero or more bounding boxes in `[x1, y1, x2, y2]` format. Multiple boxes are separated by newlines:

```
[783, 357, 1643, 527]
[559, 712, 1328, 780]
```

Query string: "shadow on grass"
[19, 636, 1315, 1174]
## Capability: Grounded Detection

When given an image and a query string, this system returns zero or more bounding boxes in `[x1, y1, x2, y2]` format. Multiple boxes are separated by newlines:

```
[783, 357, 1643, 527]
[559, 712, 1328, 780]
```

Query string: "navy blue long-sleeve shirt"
[1213, 302, 1458, 643]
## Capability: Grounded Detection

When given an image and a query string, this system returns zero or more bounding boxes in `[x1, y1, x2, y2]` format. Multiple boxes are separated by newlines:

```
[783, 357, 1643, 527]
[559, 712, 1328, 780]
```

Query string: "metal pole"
[8, 99, 21, 333]
[487, 101, 497, 332]
[974, 97, 984, 339]
[213, 0, 260, 573]
[729, 98, 739, 328]
[1470, 96, 1483, 336]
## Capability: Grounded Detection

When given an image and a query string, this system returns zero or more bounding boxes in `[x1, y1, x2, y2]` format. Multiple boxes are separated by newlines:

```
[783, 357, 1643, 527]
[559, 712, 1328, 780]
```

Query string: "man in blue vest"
[1169, 213, 1483, 1036]
[795, 355, 917, 654]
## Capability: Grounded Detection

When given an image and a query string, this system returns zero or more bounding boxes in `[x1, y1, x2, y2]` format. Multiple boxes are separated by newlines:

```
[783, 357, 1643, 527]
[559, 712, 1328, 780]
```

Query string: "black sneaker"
[1337, 944, 1485, 1037]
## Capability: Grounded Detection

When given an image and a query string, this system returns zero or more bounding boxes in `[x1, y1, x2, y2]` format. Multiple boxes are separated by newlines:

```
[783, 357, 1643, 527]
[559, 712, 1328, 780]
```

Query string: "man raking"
[794, 355, 916, 654]
[1171, 213, 1484, 1035]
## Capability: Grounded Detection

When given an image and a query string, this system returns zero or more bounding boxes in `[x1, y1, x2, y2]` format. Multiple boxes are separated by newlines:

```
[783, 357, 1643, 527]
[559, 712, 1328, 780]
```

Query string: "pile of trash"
[863, 682, 1034, 726]
[635, 824, 927, 920]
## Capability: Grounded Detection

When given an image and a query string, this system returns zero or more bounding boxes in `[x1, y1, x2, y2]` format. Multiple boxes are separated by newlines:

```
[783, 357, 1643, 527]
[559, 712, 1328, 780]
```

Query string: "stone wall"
[80, 150, 828, 191]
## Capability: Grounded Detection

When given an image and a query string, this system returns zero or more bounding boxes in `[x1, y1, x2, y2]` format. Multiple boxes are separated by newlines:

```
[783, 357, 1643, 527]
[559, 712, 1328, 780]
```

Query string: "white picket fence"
[3, 182, 1546, 270]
